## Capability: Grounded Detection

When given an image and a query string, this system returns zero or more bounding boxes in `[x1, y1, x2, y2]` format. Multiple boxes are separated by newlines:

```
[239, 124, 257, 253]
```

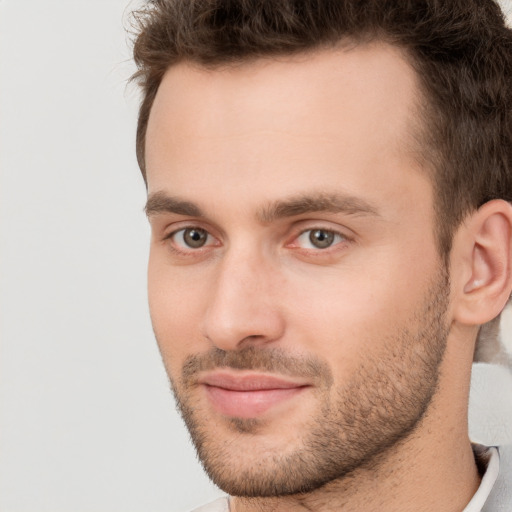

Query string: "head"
[131, 0, 512, 499]
[133, 0, 512, 255]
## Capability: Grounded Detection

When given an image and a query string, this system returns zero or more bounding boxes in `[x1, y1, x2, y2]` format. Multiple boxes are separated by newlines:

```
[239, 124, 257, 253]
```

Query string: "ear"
[452, 199, 512, 326]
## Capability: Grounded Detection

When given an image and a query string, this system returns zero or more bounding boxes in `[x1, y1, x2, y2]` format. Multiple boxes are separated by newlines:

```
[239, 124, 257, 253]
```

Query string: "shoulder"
[190, 497, 230, 512]
[483, 444, 512, 511]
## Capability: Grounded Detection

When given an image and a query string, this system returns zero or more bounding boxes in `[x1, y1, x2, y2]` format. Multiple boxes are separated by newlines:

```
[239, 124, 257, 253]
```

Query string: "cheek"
[147, 252, 211, 365]
[284, 250, 441, 370]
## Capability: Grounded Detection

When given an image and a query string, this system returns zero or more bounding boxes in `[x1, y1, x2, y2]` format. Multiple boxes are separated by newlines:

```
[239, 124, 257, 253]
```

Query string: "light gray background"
[1, 1, 511, 511]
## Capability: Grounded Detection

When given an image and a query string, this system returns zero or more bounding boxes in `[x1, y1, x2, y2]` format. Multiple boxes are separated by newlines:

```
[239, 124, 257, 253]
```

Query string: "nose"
[201, 250, 285, 351]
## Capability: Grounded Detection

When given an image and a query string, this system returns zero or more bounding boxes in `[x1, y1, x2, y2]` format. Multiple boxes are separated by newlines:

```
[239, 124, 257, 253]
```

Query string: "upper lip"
[198, 371, 310, 391]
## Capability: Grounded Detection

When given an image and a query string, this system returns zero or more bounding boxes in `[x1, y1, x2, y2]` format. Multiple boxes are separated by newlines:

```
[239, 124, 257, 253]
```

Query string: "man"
[131, 1, 512, 510]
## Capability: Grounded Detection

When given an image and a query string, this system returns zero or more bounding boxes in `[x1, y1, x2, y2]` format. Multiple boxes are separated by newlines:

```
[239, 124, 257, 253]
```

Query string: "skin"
[144, 43, 512, 511]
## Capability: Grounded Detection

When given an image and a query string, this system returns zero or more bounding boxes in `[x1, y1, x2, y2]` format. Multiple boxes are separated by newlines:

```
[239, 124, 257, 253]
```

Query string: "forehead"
[145, 43, 425, 204]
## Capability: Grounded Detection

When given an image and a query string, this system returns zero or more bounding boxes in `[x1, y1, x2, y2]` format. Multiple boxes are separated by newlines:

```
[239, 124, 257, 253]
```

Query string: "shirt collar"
[462, 445, 500, 512]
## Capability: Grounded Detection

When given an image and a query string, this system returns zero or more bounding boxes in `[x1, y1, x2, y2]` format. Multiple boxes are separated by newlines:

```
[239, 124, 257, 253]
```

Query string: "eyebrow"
[145, 191, 380, 221]
[257, 193, 380, 223]
[145, 191, 203, 218]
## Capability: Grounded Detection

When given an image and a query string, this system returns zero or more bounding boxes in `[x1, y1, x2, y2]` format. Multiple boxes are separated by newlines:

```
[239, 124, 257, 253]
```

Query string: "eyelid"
[162, 223, 221, 255]
[285, 224, 354, 255]
[161, 219, 218, 241]
[288, 222, 352, 241]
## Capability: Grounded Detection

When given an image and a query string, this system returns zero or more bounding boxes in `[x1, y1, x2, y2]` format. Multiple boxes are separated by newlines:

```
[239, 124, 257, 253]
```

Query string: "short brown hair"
[131, 0, 512, 255]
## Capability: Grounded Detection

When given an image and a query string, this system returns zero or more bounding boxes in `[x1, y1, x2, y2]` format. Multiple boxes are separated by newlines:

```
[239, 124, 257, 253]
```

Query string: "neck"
[231, 354, 480, 512]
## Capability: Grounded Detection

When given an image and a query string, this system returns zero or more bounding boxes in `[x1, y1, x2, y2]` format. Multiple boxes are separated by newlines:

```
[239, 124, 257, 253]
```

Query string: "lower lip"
[204, 385, 307, 418]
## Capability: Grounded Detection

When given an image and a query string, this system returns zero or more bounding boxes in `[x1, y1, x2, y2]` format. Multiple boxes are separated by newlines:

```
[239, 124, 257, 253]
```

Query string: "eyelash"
[163, 227, 217, 254]
[163, 225, 351, 257]
[292, 228, 348, 251]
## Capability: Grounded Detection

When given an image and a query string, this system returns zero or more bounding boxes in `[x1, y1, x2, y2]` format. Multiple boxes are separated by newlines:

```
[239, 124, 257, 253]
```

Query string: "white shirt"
[463, 446, 500, 512]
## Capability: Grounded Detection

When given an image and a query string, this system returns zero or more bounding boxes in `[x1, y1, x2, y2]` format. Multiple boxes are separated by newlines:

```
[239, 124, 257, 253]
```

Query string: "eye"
[170, 227, 212, 249]
[296, 228, 346, 249]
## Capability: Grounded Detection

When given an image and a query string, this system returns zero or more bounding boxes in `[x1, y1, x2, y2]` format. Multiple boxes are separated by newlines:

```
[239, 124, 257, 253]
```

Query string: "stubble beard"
[164, 271, 450, 497]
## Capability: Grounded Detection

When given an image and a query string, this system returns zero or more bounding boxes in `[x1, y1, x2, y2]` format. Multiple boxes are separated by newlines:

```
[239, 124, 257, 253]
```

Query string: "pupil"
[184, 228, 207, 248]
[310, 229, 334, 248]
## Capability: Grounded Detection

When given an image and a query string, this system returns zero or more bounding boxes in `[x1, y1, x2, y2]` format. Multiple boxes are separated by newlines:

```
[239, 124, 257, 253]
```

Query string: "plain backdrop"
[1, 1, 512, 511]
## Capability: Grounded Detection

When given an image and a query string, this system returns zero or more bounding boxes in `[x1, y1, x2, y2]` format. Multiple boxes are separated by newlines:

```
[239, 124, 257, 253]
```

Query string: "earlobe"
[454, 200, 512, 326]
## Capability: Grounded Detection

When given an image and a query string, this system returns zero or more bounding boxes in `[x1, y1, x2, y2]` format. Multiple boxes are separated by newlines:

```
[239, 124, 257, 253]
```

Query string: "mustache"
[181, 346, 333, 387]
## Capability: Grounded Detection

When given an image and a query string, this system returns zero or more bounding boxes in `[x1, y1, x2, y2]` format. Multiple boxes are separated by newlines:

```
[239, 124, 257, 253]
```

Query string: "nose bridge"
[202, 243, 284, 350]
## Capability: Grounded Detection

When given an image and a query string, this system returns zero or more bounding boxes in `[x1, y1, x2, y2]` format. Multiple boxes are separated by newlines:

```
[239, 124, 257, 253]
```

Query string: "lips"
[198, 372, 309, 418]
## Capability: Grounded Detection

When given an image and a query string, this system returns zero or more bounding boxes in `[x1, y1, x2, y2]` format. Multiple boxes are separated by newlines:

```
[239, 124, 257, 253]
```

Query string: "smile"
[199, 372, 310, 418]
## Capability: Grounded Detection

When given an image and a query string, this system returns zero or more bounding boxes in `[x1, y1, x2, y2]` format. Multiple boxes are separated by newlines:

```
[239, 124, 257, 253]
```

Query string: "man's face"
[145, 44, 450, 496]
